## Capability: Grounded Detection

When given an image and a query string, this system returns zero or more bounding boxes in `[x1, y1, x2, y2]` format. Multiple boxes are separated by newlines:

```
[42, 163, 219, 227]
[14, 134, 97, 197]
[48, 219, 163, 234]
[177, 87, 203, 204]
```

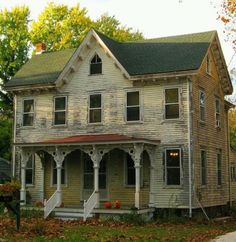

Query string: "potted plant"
[0, 180, 20, 202]
[104, 201, 112, 209]
[114, 200, 121, 209]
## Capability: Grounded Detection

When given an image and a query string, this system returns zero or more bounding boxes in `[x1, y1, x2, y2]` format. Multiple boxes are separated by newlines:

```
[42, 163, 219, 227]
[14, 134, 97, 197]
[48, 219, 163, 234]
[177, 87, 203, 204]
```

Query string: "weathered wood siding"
[230, 148, 236, 203]
[191, 48, 230, 208]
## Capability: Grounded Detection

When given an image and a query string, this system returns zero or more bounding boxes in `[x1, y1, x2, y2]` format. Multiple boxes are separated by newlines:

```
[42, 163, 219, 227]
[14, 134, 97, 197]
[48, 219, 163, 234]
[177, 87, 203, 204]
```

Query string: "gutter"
[187, 78, 193, 218]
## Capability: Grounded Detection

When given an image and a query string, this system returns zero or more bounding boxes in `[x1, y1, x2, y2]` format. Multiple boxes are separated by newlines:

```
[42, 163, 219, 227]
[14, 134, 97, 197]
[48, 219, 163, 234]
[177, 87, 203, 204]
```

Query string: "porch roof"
[16, 134, 160, 147]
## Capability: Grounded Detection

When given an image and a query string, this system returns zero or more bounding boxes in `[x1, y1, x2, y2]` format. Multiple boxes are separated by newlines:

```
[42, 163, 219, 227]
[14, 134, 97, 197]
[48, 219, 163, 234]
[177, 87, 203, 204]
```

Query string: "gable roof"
[95, 30, 214, 76]
[5, 29, 228, 91]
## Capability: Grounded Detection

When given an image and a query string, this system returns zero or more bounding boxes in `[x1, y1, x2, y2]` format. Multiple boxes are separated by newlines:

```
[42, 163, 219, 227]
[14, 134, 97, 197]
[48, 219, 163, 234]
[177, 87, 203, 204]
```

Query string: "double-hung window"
[26, 155, 35, 185]
[215, 98, 220, 128]
[89, 94, 102, 123]
[217, 150, 222, 186]
[165, 148, 181, 185]
[54, 96, 67, 125]
[23, 99, 34, 126]
[199, 90, 206, 122]
[126, 91, 140, 122]
[200, 149, 207, 186]
[126, 154, 135, 186]
[165, 88, 179, 119]
[90, 54, 102, 75]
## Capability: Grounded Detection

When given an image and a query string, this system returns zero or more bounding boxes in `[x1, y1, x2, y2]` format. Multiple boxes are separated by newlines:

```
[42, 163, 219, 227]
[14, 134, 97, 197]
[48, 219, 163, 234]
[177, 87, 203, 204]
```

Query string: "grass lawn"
[0, 215, 236, 242]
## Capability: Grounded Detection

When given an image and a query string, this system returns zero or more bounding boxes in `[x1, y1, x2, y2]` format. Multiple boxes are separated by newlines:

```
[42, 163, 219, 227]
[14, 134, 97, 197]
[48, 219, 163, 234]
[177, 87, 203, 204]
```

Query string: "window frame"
[22, 98, 35, 127]
[164, 87, 180, 120]
[25, 155, 35, 186]
[199, 90, 206, 122]
[126, 90, 141, 122]
[215, 98, 221, 128]
[164, 148, 182, 186]
[216, 150, 222, 186]
[53, 96, 67, 126]
[231, 165, 236, 182]
[200, 149, 207, 186]
[88, 93, 102, 124]
[90, 53, 102, 75]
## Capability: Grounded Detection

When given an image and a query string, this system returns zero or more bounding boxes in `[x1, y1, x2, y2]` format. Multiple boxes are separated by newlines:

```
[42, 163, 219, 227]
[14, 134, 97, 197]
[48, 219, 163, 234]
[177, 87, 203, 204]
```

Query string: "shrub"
[120, 209, 148, 225]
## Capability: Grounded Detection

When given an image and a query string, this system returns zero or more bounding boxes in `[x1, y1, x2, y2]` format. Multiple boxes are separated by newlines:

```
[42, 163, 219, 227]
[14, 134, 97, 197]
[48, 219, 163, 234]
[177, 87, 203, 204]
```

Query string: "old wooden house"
[5, 29, 233, 219]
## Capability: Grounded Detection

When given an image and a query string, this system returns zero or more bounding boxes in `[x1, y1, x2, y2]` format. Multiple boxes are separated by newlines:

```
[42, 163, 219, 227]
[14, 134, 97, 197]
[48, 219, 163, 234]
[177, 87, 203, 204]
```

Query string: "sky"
[0, 0, 235, 69]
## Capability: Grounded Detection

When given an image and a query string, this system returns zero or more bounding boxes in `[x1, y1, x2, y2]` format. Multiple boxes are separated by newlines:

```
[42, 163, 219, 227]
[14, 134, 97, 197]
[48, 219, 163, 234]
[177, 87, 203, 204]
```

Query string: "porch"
[16, 134, 159, 220]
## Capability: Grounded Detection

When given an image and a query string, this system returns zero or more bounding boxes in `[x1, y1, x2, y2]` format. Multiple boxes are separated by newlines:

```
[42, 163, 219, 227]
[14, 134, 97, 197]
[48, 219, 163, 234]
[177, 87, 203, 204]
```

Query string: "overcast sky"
[0, 0, 235, 68]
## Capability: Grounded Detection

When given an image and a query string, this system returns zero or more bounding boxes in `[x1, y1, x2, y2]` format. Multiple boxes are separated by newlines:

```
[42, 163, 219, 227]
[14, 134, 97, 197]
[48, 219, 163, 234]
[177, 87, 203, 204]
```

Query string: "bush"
[21, 208, 43, 219]
[119, 209, 148, 225]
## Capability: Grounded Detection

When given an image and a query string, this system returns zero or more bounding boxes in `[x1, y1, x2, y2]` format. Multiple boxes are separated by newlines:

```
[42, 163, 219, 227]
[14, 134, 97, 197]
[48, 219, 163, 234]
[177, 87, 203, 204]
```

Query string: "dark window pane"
[167, 168, 180, 185]
[165, 104, 179, 119]
[55, 112, 66, 125]
[90, 94, 101, 108]
[127, 155, 135, 185]
[84, 174, 93, 189]
[100, 159, 106, 173]
[84, 159, 93, 172]
[127, 107, 140, 121]
[127, 92, 139, 106]
[200, 106, 205, 121]
[24, 100, 34, 112]
[90, 63, 102, 74]
[23, 114, 34, 126]
[215, 99, 220, 113]
[166, 149, 180, 167]
[165, 89, 178, 103]
[99, 174, 106, 189]
[55, 97, 66, 110]
[89, 109, 101, 123]
[26, 170, 33, 184]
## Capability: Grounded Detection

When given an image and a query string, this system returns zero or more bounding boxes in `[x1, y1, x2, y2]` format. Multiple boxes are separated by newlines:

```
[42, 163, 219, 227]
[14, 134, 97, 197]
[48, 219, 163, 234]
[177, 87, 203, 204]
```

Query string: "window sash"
[126, 155, 135, 185]
[126, 91, 140, 121]
[54, 96, 67, 125]
[215, 99, 220, 127]
[199, 91, 205, 122]
[90, 54, 102, 75]
[26, 155, 35, 185]
[164, 88, 179, 119]
[165, 148, 181, 185]
[89, 94, 102, 123]
[23, 99, 34, 126]
[217, 152, 222, 185]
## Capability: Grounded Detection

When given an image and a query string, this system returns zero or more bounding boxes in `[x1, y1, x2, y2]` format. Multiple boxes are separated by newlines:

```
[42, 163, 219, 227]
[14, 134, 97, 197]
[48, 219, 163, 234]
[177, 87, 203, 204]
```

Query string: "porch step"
[54, 211, 93, 221]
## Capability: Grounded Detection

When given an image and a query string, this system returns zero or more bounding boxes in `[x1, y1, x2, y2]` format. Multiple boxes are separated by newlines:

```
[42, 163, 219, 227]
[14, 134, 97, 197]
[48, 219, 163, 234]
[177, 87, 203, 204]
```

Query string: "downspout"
[187, 78, 193, 218]
[12, 95, 17, 178]
[226, 107, 231, 208]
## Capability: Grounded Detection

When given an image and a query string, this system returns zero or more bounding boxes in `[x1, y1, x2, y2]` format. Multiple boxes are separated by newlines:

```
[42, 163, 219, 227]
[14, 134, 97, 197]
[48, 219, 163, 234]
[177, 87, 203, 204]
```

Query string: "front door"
[82, 154, 107, 200]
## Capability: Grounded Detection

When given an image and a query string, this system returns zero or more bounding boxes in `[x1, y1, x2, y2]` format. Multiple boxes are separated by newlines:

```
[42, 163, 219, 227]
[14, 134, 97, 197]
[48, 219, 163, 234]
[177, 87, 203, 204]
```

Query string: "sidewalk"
[212, 231, 236, 242]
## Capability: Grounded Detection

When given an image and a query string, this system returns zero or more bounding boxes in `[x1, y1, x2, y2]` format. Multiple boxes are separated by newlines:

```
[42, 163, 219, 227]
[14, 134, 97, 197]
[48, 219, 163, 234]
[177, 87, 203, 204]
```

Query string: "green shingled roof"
[5, 48, 76, 87]
[5, 30, 215, 88]
[95, 30, 214, 76]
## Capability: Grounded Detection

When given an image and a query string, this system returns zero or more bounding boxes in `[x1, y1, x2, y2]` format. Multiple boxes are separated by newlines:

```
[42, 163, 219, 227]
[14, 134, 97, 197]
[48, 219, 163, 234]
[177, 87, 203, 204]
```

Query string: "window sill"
[26, 184, 35, 188]
[52, 124, 68, 128]
[88, 73, 103, 77]
[199, 121, 206, 126]
[21, 126, 35, 129]
[88, 122, 103, 126]
[163, 185, 183, 189]
[161, 119, 183, 124]
[125, 120, 143, 124]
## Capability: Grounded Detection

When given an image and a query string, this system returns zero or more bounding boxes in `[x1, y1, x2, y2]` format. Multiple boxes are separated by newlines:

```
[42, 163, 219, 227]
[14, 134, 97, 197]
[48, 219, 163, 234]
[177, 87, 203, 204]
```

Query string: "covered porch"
[16, 134, 159, 219]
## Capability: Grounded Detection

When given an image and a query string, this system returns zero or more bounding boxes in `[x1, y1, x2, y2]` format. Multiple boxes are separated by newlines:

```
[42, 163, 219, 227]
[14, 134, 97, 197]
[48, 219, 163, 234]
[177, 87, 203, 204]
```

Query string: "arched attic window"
[90, 54, 102, 75]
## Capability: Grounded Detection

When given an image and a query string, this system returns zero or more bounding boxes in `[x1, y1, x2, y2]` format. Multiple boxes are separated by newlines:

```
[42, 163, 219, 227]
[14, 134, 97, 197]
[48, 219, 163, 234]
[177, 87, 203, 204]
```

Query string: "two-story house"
[5, 29, 233, 219]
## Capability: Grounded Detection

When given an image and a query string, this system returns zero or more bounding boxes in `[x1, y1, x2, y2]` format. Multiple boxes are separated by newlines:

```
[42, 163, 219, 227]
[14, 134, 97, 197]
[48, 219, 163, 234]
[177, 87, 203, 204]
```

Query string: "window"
[231, 166, 236, 182]
[89, 94, 102, 123]
[165, 88, 179, 119]
[52, 160, 66, 185]
[23, 99, 34, 126]
[126, 154, 135, 185]
[54, 96, 67, 125]
[165, 148, 181, 185]
[83, 155, 106, 189]
[199, 91, 206, 122]
[217, 150, 222, 186]
[126, 91, 140, 121]
[206, 55, 211, 75]
[200, 149, 207, 186]
[215, 98, 220, 128]
[90, 54, 102, 75]
[26, 155, 35, 185]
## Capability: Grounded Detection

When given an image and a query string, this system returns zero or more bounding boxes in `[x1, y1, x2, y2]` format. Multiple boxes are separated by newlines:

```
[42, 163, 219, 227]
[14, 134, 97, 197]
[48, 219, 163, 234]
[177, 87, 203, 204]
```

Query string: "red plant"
[104, 201, 112, 209]
[35, 200, 44, 207]
[114, 200, 121, 209]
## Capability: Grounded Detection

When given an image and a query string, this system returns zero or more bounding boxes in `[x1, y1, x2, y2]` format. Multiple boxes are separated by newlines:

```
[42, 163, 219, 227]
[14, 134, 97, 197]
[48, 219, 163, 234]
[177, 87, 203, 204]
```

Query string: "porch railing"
[44, 190, 60, 219]
[83, 190, 98, 221]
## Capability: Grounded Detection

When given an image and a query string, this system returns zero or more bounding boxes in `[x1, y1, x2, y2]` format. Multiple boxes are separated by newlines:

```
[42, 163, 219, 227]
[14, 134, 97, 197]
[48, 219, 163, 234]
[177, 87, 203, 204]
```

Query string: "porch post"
[20, 149, 32, 205]
[94, 164, 99, 193]
[129, 144, 143, 209]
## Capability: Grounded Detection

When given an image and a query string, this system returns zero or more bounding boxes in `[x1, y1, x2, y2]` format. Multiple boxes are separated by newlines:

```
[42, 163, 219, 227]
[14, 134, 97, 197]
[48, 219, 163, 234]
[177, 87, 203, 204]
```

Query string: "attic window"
[90, 54, 102, 75]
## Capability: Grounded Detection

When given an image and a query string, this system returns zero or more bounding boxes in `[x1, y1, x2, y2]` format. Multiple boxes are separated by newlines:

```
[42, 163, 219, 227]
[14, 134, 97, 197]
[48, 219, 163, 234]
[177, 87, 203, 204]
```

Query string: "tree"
[229, 107, 236, 149]
[219, 0, 236, 49]
[0, 116, 12, 160]
[30, 2, 93, 51]
[0, 6, 30, 116]
[94, 14, 143, 42]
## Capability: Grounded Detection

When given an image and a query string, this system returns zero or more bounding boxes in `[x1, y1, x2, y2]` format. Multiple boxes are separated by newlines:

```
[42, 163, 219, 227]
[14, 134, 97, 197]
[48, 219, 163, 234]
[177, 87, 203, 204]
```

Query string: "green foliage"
[0, 6, 30, 115]
[21, 208, 43, 219]
[30, 2, 93, 51]
[94, 14, 143, 42]
[0, 116, 12, 160]
[119, 209, 148, 225]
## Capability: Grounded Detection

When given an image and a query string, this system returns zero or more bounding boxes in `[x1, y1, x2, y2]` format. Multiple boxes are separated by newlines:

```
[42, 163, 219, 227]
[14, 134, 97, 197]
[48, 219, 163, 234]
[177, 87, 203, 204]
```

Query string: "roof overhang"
[14, 134, 160, 148]
[4, 83, 56, 93]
